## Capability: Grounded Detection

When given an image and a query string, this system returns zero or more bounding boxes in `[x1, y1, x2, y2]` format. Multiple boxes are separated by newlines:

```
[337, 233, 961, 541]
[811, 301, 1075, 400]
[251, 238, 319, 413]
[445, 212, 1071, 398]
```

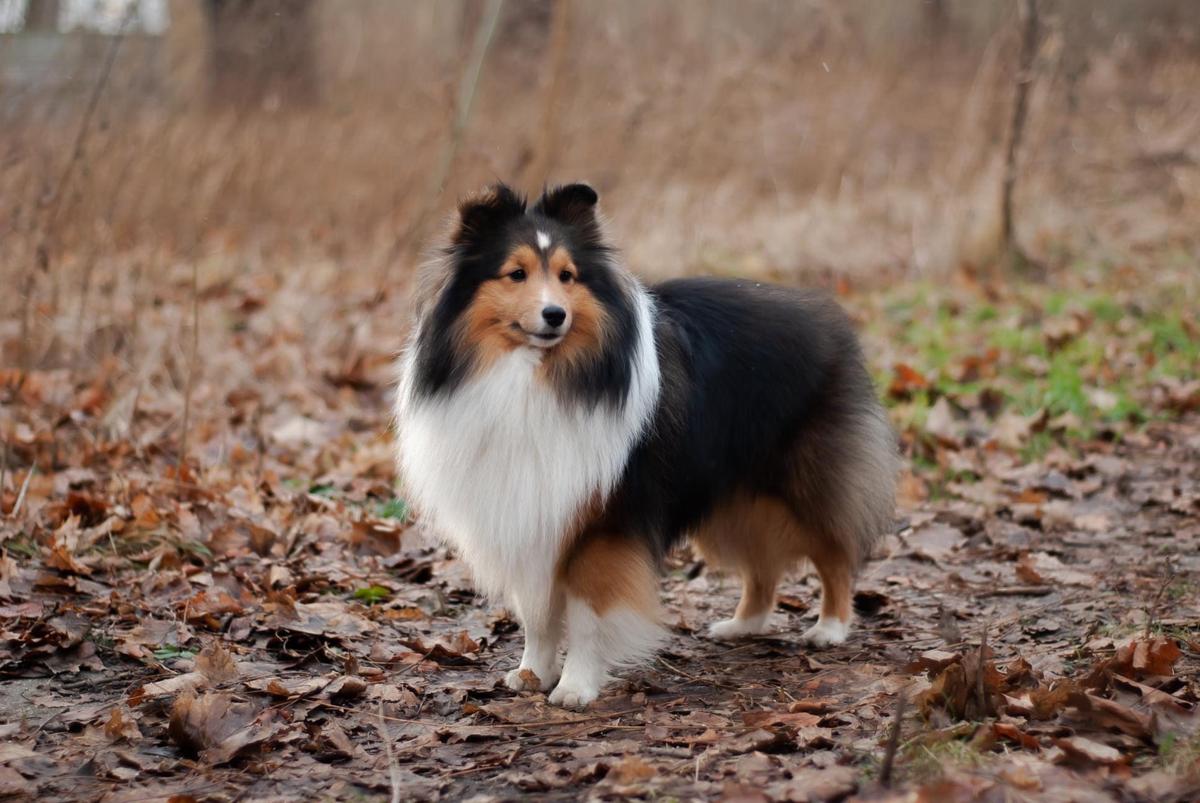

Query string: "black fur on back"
[603, 278, 895, 564]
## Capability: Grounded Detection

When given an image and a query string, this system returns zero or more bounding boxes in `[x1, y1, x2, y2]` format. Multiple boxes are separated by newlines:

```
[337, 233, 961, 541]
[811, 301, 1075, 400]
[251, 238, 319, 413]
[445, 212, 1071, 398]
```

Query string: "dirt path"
[2, 395, 1198, 801]
[3, 264, 1199, 801]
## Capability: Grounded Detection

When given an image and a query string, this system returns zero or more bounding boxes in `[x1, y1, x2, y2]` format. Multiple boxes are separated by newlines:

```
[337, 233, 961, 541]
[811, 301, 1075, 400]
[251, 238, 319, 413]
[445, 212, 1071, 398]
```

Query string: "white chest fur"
[394, 290, 660, 605]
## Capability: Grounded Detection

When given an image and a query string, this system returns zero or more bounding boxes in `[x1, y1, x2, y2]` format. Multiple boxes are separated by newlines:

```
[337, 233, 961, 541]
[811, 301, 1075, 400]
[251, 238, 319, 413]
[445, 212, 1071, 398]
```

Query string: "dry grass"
[1, 1, 1198, 384]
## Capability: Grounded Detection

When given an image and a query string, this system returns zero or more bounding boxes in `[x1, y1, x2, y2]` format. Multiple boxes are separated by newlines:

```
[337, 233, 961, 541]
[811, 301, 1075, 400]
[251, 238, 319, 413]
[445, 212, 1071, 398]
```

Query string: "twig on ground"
[376, 702, 402, 803]
[975, 619, 990, 719]
[0, 436, 9, 504]
[12, 466, 35, 519]
[981, 585, 1054, 597]
[879, 690, 909, 788]
[1144, 558, 1177, 639]
[325, 702, 645, 732]
[657, 655, 739, 690]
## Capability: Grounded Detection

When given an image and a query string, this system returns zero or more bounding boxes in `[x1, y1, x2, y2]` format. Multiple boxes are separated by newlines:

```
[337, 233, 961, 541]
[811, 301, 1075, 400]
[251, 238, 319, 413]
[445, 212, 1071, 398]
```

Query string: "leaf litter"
[0, 264, 1198, 800]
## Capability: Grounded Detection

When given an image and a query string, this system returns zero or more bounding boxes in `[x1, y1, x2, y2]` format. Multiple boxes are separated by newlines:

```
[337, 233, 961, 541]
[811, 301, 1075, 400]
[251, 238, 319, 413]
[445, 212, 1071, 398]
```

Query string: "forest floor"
[1, 257, 1199, 801]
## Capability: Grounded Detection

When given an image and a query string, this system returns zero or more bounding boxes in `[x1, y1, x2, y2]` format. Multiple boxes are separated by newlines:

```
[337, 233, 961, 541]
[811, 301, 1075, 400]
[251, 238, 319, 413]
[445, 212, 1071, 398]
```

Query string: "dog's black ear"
[453, 184, 526, 246]
[532, 183, 600, 234]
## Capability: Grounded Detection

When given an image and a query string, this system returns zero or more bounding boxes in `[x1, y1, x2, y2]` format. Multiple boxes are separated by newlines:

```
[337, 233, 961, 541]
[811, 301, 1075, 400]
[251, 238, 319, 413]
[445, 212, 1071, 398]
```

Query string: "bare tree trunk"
[23, 0, 59, 32]
[1000, 0, 1039, 273]
[204, 0, 317, 108]
[521, 0, 572, 192]
[924, 0, 948, 42]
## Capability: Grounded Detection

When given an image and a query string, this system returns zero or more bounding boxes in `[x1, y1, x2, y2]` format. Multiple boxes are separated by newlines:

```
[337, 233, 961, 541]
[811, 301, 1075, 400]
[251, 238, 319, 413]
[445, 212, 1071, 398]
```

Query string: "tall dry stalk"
[178, 259, 199, 470]
[521, 0, 573, 192]
[1000, 0, 1040, 273]
[380, 0, 505, 292]
[19, 1, 134, 374]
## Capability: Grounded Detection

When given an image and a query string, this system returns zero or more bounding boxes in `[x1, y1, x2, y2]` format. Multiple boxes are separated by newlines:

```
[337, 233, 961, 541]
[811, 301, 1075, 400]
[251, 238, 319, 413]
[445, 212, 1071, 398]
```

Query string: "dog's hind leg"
[799, 540, 855, 647]
[692, 494, 802, 640]
[707, 564, 781, 639]
[788, 406, 897, 648]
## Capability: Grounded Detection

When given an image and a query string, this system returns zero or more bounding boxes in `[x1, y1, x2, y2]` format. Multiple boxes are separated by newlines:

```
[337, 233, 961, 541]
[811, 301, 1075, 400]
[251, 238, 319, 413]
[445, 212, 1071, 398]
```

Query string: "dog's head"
[452, 183, 605, 354]
[413, 182, 636, 398]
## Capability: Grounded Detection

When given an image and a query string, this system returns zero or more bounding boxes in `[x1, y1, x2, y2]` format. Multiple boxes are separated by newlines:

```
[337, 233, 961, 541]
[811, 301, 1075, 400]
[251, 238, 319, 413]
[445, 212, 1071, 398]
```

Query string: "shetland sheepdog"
[395, 183, 897, 709]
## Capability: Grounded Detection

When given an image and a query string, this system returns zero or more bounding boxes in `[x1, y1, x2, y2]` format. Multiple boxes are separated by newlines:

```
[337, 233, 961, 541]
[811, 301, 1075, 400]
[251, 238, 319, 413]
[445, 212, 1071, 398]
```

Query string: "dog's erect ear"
[532, 183, 600, 234]
[453, 184, 526, 246]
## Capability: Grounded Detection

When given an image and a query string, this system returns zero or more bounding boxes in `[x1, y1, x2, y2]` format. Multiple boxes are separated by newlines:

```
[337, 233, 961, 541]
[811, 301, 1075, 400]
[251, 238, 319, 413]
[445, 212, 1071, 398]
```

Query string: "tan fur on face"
[560, 533, 660, 617]
[460, 243, 607, 375]
[542, 247, 608, 380]
[691, 493, 855, 623]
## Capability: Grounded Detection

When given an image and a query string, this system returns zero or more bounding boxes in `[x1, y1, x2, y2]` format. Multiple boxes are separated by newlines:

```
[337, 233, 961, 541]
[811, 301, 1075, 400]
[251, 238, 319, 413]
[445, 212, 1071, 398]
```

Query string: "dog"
[394, 183, 897, 709]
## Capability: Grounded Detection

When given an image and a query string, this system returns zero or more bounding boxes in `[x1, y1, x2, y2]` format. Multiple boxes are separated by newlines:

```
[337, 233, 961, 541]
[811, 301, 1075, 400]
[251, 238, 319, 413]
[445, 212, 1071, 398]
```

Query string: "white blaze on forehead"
[536, 230, 551, 251]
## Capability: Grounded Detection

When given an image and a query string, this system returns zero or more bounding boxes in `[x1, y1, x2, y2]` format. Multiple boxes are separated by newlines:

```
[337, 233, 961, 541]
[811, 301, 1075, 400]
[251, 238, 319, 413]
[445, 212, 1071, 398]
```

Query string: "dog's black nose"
[542, 306, 567, 327]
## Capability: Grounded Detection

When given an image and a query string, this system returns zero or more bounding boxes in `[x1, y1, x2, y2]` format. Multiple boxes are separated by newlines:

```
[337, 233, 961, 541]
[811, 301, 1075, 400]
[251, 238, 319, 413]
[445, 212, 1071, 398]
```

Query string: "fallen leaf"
[741, 710, 822, 730]
[104, 708, 142, 743]
[610, 755, 656, 785]
[196, 642, 240, 685]
[993, 722, 1040, 751]
[1054, 735, 1124, 766]
[889, 363, 929, 399]
[925, 397, 965, 446]
[168, 692, 278, 765]
[1017, 553, 1094, 587]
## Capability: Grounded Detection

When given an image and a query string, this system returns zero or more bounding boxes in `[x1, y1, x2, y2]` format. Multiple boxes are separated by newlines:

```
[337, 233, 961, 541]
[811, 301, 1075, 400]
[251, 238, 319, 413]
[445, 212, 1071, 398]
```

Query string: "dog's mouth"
[512, 324, 565, 348]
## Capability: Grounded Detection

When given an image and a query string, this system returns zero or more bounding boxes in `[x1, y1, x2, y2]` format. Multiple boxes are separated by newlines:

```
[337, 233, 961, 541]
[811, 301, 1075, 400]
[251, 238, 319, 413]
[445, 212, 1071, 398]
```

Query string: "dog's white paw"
[800, 618, 849, 648]
[505, 666, 558, 692]
[707, 615, 769, 640]
[548, 680, 599, 710]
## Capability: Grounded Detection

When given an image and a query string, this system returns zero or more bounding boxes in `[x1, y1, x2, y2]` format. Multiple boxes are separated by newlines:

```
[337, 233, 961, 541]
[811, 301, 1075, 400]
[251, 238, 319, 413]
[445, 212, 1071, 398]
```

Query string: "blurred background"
[4, 6, 1200, 795]
[1, 0, 1197, 476]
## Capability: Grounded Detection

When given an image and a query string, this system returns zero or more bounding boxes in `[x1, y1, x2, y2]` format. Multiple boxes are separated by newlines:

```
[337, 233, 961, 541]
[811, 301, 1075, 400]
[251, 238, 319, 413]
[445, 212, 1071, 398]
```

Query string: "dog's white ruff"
[395, 286, 660, 644]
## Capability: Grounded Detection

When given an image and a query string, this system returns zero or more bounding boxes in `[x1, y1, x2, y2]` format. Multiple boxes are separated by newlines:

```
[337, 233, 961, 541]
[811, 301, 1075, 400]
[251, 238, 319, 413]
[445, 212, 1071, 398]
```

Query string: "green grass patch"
[4, 538, 38, 559]
[153, 645, 196, 662]
[869, 276, 1195, 444]
[376, 498, 409, 522]
[904, 737, 988, 783]
[353, 584, 392, 605]
[1158, 732, 1200, 775]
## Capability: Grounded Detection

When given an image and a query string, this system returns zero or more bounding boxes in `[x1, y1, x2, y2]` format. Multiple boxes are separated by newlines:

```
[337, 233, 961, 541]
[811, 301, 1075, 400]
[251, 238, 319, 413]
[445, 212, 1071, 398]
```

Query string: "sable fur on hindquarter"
[393, 181, 897, 708]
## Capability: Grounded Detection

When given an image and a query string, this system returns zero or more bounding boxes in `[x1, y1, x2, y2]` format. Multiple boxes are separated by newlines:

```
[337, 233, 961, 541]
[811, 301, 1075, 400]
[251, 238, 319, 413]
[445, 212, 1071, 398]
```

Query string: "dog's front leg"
[504, 585, 564, 692]
[549, 534, 665, 709]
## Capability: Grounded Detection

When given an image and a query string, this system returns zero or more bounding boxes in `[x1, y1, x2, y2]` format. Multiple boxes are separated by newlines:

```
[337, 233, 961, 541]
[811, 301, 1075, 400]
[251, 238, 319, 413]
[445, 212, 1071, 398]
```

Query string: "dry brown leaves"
[2, 266, 1199, 800]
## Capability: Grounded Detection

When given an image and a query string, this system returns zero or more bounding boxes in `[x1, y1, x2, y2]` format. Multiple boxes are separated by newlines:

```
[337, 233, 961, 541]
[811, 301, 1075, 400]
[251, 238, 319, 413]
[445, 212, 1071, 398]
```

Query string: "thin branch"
[1000, 0, 1039, 272]
[41, 2, 134, 232]
[1144, 558, 1176, 639]
[376, 702, 402, 803]
[379, 0, 505, 290]
[975, 619, 990, 720]
[879, 691, 908, 788]
[12, 466, 36, 519]
[178, 260, 199, 470]
[521, 0, 573, 191]
[21, 1, 135, 373]
[0, 435, 9, 507]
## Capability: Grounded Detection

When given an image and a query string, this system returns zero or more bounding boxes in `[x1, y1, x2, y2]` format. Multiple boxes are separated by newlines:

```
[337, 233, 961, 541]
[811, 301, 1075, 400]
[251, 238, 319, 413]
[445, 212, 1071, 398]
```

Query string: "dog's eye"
[509, 269, 527, 282]
[559, 270, 574, 284]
